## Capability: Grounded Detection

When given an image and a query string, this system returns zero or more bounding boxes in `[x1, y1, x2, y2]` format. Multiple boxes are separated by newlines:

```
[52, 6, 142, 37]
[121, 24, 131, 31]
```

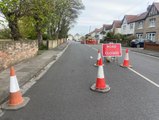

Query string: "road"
[1, 42, 159, 120]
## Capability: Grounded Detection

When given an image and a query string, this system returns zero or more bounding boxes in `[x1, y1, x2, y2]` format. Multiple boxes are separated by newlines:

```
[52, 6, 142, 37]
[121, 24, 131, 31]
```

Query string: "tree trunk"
[37, 29, 43, 49]
[35, 22, 43, 49]
[8, 19, 21, 40]
[37, 31, 43, 48]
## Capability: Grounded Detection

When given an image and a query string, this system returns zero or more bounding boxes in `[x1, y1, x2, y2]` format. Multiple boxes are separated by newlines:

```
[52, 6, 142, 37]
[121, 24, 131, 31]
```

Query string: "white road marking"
[90, 56, 93, 59]
[128, 68, 159, 88]
[0, 43, 70, 117]
[90, 46, 159, 88]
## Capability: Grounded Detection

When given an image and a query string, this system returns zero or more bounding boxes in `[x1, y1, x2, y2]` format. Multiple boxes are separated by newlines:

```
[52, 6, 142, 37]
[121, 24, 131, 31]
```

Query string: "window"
[137, 21, 143, 29]
[123, 25, 126, 30]
[146, 33, 156, 42]
[149, 18, 156, 27]
[136, 33, 143, 39]
[130, 23, 133, 29]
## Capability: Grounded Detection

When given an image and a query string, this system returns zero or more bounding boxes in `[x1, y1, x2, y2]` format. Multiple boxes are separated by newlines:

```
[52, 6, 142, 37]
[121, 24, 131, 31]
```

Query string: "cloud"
[69, 0, 155, 35]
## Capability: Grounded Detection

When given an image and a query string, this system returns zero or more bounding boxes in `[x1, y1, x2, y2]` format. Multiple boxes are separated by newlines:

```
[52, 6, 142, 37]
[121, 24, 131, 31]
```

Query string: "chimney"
[147, 5, 151, 11]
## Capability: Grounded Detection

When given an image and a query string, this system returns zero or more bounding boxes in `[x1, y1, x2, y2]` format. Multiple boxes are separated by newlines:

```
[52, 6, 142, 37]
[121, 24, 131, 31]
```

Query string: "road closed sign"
[102, 43, 122, 57]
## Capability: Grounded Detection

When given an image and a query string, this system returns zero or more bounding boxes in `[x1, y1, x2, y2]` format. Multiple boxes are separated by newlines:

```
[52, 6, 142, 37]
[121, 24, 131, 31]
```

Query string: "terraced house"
[111, 20, 122, 34]
[121, 15, 137, 36]
[132, 12, 147, 39]
[134, 2, 159, 43]
[102, 24, 112, 35]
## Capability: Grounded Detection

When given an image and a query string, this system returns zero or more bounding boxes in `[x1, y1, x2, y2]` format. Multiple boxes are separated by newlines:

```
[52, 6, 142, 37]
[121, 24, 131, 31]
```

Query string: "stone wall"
[0, 40, 38, 71]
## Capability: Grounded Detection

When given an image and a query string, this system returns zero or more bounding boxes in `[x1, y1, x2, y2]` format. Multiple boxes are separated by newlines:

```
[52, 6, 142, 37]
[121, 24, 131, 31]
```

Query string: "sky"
[69, 0, 159, 36]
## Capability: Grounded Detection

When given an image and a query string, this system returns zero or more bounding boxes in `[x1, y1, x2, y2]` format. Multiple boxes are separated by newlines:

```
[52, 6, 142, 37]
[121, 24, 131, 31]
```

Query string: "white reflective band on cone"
[97, 53, 101, 60]
[124, 53, 129, 60]
[10, 76, 20, 93]
[97, 66, 104, 78]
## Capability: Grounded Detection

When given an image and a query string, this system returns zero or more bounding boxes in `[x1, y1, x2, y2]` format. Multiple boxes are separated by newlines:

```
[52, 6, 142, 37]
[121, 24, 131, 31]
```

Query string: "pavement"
[129, 47, 159, 57]
[0, 42, 158, 105]
[0, 42, 69, 104]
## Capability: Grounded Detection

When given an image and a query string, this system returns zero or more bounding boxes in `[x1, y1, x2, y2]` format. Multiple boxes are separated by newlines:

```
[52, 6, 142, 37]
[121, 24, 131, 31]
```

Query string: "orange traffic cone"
[91, 58, 110, 93]
[120, 49, 132, 68]
[2, 66, 30, 110]
[94, 50, 104, 66]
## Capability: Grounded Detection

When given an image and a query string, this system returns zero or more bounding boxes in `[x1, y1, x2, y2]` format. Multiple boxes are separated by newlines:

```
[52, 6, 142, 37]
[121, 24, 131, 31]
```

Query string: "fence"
[45, 39, 66, 49]
[144, 42, 159, 51]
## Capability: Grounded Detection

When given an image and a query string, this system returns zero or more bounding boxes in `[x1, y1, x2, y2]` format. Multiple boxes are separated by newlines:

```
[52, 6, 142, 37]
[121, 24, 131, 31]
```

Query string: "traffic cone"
[94, 50, 104, 66]
[2, 66, 30, 110]
[120, 49, 132, 68]
[91, 60, 110, 93]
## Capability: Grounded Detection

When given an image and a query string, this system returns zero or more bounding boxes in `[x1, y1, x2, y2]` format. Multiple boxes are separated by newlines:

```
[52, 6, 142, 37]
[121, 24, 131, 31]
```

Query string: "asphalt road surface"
[1, 42, 159, 120]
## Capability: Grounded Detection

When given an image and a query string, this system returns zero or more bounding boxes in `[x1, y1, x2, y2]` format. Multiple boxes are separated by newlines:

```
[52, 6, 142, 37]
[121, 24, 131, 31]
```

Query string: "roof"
[88, 27, 103, 35]
[130, 2, 159, 22]
[96, 27, 103, 33]
[103, 24, 112, 30]
[128, 3, 159, 23]
[154, 2, 159, 11]
[112, 20, 122, 28]
[129, 12, 148, 23]
[125, 15, 138, 23]
[126, 15, 137, 23]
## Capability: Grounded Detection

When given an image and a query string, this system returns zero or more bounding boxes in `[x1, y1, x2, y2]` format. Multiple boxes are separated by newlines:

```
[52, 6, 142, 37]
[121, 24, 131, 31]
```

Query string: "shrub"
[0, 28, 11, 39]
[39, 43, 48, 50]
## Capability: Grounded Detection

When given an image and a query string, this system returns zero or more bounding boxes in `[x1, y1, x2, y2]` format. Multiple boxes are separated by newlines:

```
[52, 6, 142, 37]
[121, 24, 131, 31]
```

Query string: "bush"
[0, 28, 11, 39]
[39, 43, 48, 50]
[106, 32, 114, 39]
[100, 39, 106, 43]
[43, 34, 51, 40]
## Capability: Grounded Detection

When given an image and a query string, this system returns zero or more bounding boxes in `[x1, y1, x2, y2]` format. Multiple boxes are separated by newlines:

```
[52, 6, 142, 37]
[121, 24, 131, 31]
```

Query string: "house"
[88, 29, 96, 39]
[74, 33, 81, 41]
[88, 28, 103, 40]
[111, 20, 122, 34]
[133, 12, 148, 39]
[67, 34, 73, 41]
[102, 24, 112, 33]
[121, 15, 138, 36]
[133, 2, 159, 42]
[144, 2, 159, 42]
[102, 24, 112, 36]
[94, 28, 103, 40]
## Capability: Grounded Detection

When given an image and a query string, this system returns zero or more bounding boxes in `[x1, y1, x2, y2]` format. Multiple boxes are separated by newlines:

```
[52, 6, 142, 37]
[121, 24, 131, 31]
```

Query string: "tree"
[0, 0, 84, 46]
[0, 0, 30, 40]
[19, 16, 36, 39]
[106, 32, 114, 39]
[48, 0, 84, 39]
[26, 0, 53, 47]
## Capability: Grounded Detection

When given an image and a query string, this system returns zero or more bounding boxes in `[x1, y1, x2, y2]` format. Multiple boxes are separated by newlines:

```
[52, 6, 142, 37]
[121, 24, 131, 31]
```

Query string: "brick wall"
[0, 40, 38, 71]
[144, 42, 159, 51]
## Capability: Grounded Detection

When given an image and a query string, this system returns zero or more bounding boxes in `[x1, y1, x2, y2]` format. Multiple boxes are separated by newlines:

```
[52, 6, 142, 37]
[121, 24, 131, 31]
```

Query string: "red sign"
[102, 43, 122, 57]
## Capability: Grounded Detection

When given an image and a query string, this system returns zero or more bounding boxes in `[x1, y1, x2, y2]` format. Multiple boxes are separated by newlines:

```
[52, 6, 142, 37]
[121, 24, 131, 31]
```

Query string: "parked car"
[130, 39, 145, 48]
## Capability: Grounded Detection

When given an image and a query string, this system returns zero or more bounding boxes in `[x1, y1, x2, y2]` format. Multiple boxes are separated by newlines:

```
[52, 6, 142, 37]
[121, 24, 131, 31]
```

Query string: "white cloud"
[69, 0, 155, 35]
